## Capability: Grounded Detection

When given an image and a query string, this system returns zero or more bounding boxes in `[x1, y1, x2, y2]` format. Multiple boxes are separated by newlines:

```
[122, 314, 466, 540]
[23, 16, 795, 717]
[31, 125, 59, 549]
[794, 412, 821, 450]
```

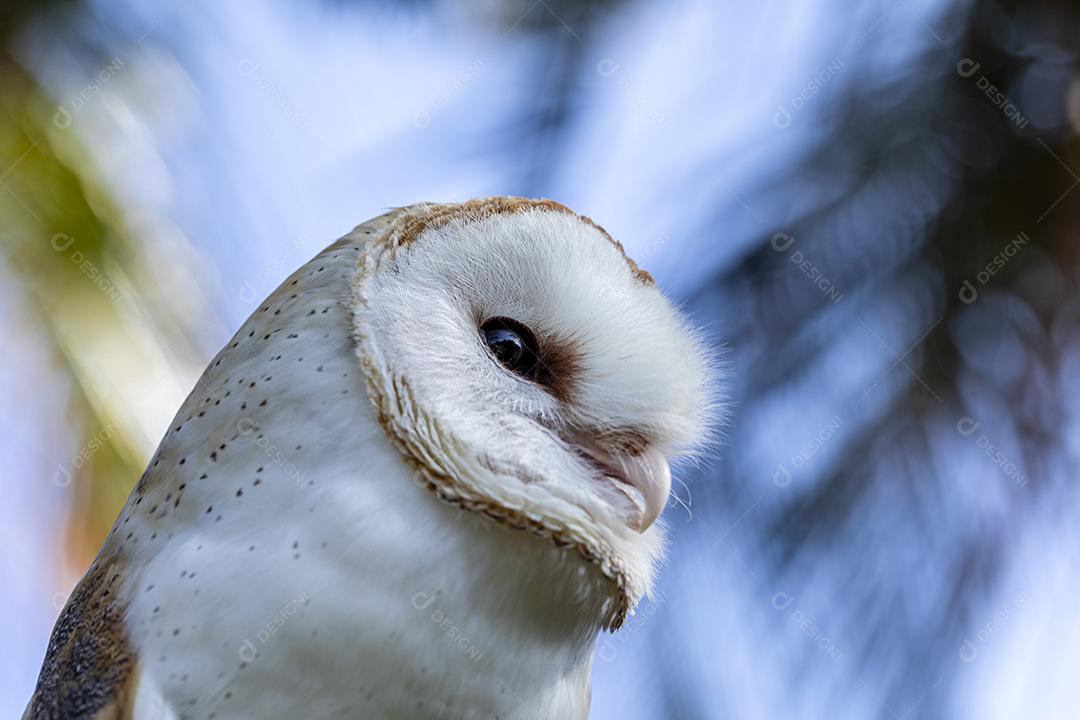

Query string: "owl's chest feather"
[123, 440, 602, 719]
[113, 276, 602, 717]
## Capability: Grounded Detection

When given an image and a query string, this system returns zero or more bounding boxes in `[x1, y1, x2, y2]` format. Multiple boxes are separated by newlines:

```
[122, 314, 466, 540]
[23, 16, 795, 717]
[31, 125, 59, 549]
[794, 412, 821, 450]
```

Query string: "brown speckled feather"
[25, 553, 138, 720]
[23, 210, 405, 719]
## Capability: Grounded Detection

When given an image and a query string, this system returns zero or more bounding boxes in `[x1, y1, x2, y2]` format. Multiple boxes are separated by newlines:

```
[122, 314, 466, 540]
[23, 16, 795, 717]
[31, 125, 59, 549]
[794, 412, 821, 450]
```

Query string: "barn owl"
[27, 197, 716, 719]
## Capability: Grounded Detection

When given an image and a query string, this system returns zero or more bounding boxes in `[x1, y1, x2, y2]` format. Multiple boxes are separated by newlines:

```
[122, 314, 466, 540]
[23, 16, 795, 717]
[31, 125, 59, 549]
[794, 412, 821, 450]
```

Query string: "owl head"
[353, 197, 718, 627]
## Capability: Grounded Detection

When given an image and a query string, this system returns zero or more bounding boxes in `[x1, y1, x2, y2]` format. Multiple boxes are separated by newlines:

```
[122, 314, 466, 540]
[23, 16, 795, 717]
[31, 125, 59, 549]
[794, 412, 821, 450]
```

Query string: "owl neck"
[346, 468, 614, 717]
[309, 465, 614, 717]
[122, 418, 612, 719]
[388, 498, 613, 716]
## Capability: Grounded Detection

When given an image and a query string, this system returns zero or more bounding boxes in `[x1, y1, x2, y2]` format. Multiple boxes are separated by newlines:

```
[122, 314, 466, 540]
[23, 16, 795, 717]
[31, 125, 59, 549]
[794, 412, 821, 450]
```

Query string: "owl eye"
[480, 317, 540, 378]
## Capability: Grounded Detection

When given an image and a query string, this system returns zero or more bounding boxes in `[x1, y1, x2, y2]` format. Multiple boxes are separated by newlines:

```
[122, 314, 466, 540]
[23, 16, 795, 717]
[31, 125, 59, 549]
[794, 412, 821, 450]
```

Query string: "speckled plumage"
[27, 198, 716, 719]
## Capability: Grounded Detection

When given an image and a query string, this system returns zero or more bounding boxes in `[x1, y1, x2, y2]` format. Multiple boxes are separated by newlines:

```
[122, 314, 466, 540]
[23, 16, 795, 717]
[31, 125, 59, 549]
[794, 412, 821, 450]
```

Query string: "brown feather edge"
[388, 196, 655, 286]
[351, 204, 644, 630]
[359, 353, 630, 631]
[26, 554, 140, 719]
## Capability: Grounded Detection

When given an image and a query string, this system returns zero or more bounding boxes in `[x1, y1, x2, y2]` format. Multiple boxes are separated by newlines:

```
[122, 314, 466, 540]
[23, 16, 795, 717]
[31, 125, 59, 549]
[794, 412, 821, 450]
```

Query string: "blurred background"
[2, 0, 1078, 717]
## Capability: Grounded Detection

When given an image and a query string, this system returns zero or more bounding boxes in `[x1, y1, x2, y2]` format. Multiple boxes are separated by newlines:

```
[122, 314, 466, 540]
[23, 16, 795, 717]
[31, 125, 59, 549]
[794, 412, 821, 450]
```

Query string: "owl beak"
[572, 436, 672, 531]
[609, 447, 672, 532]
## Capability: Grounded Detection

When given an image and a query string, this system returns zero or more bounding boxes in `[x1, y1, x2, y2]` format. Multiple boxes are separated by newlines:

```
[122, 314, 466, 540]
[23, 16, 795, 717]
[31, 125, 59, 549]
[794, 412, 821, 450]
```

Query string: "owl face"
[353, 197, 715, 623]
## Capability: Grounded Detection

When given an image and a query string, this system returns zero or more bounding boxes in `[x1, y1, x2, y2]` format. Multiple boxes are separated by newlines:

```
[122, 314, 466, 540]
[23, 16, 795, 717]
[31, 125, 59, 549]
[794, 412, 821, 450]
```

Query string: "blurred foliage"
[0, 43, 145, 570]
[679, 1, 1080, 713]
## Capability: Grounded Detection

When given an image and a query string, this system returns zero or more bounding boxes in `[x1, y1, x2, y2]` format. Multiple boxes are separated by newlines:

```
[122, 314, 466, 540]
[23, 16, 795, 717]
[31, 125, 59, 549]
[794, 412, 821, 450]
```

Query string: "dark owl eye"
[480, 317, 540, 378]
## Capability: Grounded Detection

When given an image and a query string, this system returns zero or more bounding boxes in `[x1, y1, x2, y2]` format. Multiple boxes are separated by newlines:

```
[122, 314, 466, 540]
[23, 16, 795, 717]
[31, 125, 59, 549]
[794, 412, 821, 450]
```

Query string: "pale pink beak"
[608, 447, 672, 531]
[572, 435, 673, 532]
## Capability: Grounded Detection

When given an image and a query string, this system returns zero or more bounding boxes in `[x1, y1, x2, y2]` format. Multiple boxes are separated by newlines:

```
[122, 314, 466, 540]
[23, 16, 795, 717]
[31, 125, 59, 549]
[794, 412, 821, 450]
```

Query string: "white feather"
[107, 199, 718, 718]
